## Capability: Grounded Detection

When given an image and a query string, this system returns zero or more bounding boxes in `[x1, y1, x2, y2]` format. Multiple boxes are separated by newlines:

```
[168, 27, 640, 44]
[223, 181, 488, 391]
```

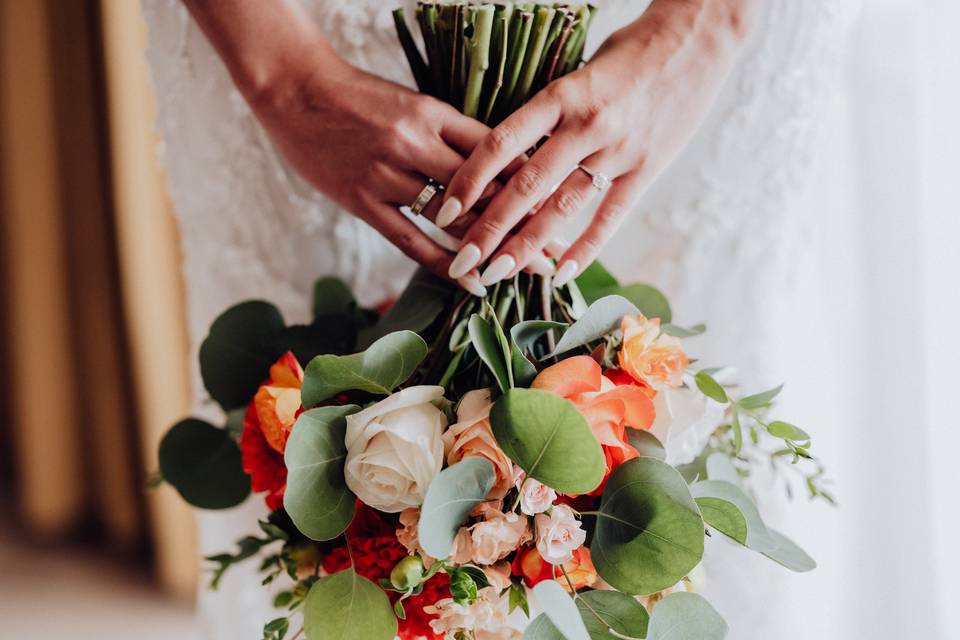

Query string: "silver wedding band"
[578, 163, 612, 192]
[410, 179, 443, 216]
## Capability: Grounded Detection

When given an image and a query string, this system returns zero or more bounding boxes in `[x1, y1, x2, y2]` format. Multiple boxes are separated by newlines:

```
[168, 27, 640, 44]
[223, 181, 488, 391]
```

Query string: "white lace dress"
[142, 1, 856, 638]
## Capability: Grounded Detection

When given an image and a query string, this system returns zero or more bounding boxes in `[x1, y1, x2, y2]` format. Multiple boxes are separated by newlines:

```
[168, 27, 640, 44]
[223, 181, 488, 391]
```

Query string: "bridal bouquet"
[157, 4, 830, 640]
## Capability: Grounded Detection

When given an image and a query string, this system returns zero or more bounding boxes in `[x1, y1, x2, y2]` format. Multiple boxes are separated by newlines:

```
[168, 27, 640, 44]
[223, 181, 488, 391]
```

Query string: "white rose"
[534, 504, 586, 565]
[344, 385, 447, 513]
[650, 387, 724, 466]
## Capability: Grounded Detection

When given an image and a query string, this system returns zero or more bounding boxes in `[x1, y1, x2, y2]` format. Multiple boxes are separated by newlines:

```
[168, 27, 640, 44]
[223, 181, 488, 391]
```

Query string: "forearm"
[181, 0, 341, 102]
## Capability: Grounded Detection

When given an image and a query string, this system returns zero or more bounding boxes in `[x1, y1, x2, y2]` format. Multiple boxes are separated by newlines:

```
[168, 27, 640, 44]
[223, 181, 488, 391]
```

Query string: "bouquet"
[157, 4, 831, 640]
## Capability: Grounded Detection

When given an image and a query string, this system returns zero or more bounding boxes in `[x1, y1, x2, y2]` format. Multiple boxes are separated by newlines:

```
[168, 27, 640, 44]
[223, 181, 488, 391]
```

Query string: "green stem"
[480, 4, 512, 123]
[493, 9, 533, 123]
[463, 4, 495, 118]
[393, 9, 432, 94]
[510, 6, 556, 110]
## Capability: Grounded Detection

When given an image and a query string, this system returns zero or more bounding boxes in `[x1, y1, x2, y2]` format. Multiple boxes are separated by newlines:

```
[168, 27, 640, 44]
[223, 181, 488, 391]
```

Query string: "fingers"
[481, 168, 598, 285]
[364, 200, 487, 296]
[554, 171, 645, 286]
[437, 91, 563, 229]
[450, 130, 597, 282]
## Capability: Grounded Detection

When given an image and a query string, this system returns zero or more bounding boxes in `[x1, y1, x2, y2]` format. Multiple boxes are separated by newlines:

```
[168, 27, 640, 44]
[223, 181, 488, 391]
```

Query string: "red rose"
[239, 401, 286, 510]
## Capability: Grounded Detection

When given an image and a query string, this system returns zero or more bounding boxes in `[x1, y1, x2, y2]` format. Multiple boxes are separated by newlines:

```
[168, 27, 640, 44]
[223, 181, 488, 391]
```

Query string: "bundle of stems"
[394, 2, 596, 124]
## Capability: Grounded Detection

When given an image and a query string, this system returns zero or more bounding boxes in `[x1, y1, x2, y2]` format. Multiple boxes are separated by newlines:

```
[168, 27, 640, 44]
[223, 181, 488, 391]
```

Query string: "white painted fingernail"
[545, 238, 570, 258]
[458, 274, 487, 297]
[527, 253, 556, 276]
[449, 242, 482, 279]
[480, 254, 516, 286]
[436, 197, 463, 228]
[553, 260, 579, 287]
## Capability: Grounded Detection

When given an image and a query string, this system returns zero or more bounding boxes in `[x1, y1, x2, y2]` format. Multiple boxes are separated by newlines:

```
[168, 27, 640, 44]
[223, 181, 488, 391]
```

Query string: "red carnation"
[239, 401, 286, 510]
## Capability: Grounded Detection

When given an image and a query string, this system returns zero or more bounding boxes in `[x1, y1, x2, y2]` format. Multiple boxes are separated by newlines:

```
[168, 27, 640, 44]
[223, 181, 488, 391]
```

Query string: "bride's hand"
[437, 0, 758, 286]
[182, 0, 512, 294]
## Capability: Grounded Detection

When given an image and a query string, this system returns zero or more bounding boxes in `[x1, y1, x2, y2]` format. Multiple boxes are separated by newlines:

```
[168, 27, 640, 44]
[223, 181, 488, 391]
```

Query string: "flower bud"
[390, 555, 425, 591]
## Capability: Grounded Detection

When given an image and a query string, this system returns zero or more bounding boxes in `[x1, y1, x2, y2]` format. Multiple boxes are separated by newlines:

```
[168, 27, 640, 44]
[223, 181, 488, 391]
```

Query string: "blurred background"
[0, 1, 957, 639]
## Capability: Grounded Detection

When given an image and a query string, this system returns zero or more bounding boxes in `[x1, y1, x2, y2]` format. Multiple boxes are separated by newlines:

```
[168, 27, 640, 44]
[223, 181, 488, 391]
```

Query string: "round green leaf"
[647, 592, 728, 640]
[491, 389, 605, 494]
[591, 457, 704, 595]
[549, 295, 639, 357]
[694, 497, 748, 545]
[284, 405, 360, 541]
[627, 429, 667, 461]
[531, 581, 590, 640]
[419, 458, 496, 559]
[613, 283, 672, 324]
[159, 419, 250, 509]
[312, 277, 355, 318]
[303, 569, 397, 640]
[522, 591, 650, 640]
[301, 330, 428, 407]
[759, 528, 817, 572]
[199, 301, 285, 410]
[690, 480, 770, 549]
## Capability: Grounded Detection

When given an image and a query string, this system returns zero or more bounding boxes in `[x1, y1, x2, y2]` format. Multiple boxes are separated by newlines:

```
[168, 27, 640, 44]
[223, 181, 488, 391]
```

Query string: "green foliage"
[549, 295, 639, 356]
[469, 313, 513, 393]
[662, 323, 707, 338]
[490, 389, 605, 494]
[361, 267, 452, 345]
[737, 384, 783, 410]
[759, 528, 817, 572]
[531, 580, 590, 640]
[695, 371, 729, 404]
[590, 458, 704, 596]
[646, 592, 728, 640]
[283, 406, 360, 541]
[300, 331, 427, 406]
[311, 277, 355, 318]
[574, 261, 619, 298]
[573, 263, 673, 323]
[199, 301, 286, 409]
[767, 421, 811, 442]
[448, 564, 490, 604]
[627, 429, 667, 461]
[419, 458, 496, 559]
[525, 590, 650, 640]
[510, 320, 566, 387]
[303, 569, 397, 640]
[205, 519, 288, 589]
[509, 582, 530, 617]
[262, 617, 289, 640]
[158, 419, 249, 510]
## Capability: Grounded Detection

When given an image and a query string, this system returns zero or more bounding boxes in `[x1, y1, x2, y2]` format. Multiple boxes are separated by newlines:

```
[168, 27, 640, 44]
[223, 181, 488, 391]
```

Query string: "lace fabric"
[140, 1, 854, 637]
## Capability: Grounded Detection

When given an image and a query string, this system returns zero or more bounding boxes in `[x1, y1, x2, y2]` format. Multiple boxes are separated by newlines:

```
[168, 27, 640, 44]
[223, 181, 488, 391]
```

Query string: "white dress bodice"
[141, 1, 856, 638]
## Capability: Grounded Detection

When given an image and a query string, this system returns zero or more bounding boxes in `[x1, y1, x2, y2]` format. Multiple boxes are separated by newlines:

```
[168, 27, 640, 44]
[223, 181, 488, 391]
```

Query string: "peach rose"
[513, 545, 597, 591]
[469, 509, 532, 566]
[619, 314, 689, 389]
[397, 508, 421, 556]
[444, 389, 516, 499]
[254, 351, 304, 452]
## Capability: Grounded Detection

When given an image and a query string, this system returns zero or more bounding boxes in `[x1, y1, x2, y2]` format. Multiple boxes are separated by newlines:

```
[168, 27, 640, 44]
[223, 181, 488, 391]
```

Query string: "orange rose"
[254, 351, 304, 453]
[532, 356, 656, 494]
[512, 545, 597, 591]
[443, 389, 515, 499]
[618, 315, 688, 389]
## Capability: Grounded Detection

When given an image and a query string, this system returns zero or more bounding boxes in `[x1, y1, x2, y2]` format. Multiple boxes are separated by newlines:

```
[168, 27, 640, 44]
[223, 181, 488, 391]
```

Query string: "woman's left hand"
[438, 0, 758, 286]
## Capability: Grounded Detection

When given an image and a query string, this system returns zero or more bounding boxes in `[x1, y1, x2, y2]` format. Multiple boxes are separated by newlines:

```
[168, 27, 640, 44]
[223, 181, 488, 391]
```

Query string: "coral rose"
[512, 545, 597, 591]
[254, 351, 304, 452]
[532, 356, 656, 493]
[618, 314, 688, 389]
[443, 389, 516, 499]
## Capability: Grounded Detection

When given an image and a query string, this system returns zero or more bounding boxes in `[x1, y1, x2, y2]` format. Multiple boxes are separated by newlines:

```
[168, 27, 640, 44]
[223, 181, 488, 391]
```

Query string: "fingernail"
[545, 238, 570, 258]
[436, 197, 463, 228]
[458, 274, 487, 297]
[553, 260, 579, 287]
[449, 242, 482, 279]
[527, 253, 556, 276]
[480, 254, 516, 287]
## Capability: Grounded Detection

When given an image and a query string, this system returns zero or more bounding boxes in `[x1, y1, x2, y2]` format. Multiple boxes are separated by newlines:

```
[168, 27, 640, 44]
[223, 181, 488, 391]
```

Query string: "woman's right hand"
[249, 60, 502, 294]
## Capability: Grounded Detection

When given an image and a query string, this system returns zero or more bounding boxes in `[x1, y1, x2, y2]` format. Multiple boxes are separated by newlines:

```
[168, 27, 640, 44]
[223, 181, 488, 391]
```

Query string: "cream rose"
[443, 389, 516, 499]
[535, 504, 586, 565]
[650, 386, 724, 466]
[344, 385, 447, 513]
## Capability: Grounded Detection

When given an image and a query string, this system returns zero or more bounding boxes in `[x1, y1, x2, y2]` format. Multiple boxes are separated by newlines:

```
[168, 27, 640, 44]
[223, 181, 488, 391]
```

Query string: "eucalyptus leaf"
[574, 261, 619, 299]
[627, 429, 666, 461]
[705, 453, 742, 487]
[646, 592, 728, 640]
[283, 406, 360, 541]
[361, 267, 452, 345]
[693, 496, 748, 545]
[591, 457, 704, 595]
[510, 320, 566, 386]
[767, 421, 811, 442]
[199, 301, 285, 410]
[419, 458, 496, 559]
[159, 419, 250, 509]
[549, 295, 639, 357]
[491, 389, 605, 494]
[303, 569, 397, 640]
[609, 283, 672, 324]
[737, 384, 784, 410]
[759, 528, 817, 572]
[662, 323, 706, 338]
[301, 331, 428, 406]
[524, 589, 651, 640]
[695, 371, 728, 404]
[531, 581, 590, 640]
[311, 277, 355, 318]
[469, 314, 513, 393]
[690, 480, 770, 550]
